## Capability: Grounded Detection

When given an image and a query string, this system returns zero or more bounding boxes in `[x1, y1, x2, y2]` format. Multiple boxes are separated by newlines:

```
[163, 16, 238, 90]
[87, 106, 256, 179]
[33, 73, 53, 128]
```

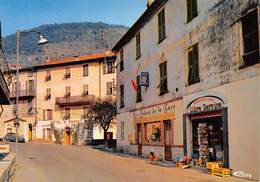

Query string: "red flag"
[131, 80, 137, 92]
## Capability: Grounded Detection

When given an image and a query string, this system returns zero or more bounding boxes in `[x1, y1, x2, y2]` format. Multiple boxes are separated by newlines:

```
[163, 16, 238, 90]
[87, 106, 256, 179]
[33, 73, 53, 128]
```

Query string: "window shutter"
[187, 0, 192, 22]
[193, 44, 199, 82]
[192, 0, 198, 17]
[103, 62, 107, 74]
[188, 50, 193, 85]
[43, 110, 46, 121]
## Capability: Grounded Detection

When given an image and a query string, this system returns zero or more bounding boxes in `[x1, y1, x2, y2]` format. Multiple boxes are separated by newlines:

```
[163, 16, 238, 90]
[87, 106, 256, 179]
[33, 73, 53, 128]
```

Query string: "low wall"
[0, 153, 16, 182]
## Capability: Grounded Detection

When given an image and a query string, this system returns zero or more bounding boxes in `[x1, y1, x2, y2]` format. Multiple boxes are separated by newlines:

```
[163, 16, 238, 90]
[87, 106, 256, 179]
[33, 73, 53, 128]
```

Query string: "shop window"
[136, 32, 141, 59]
[106, 82, 113, 95]
[144, 122, 161, 145]
[240, 9, 259, 68]
[45, 70, 51, 81]
[188, 43, 200, 85]
[119, 49, 124, 71]
[158, 61, 168, 95]
[120, 121, 124, 140]
[120, 84, 124, 108]
[83, 64, 89, 76]
[64, 67, 71, 79]
[187, 0, 198, 23]
[158, 8, 166, 43]
[136, 75, 142, 102]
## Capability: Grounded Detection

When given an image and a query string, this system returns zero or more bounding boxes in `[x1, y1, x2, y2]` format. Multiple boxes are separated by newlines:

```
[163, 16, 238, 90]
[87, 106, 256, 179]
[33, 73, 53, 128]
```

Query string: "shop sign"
[140, 72, 149, 86]
[136, 102, 176, 122]
[188, 96, 224, 113]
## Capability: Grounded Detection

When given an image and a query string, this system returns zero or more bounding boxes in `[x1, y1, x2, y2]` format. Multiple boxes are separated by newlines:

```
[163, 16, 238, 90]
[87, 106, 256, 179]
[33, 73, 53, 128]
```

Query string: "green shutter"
[187, 0, 192, 22]
[192, 0, 198, 18]
[188, 50, 193, 85]
[136, 75, 142, 102]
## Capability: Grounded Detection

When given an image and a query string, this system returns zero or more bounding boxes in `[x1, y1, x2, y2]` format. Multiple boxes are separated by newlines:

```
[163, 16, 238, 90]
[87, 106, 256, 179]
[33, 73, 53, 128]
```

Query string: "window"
[82, 84, 89, 97]
[120, 85, 124, 108]
[82, 107, 88, 119]
[103, 61, 115, 74]
[106, 82, 113, 95]
[119, 49, 124, 71]
[28, 100, 33, 115]
[64, 67, 71, 79]
[46, 128, 51, 140]
[28, 80, 34, 95]
[28, 70, 33, 77]
[136, 75, 142, 102]
[187, 0, 198, 22]
[64, 108, 70, 120]
[120, 121, 124, 140]
[45, 88, 51, 100]
[136, 32, 141, 59]
[240, 9, 259, 68]
[45, 70, 51, 81]
[64, 86, 71, 98]
[158, 61, 168, 95]
[46, 109, 53, 120]
[187, 44, 200, 85]
[144, 122, 161, 145]
[158, 8, 166, 43]
[83, 64, 89, 76]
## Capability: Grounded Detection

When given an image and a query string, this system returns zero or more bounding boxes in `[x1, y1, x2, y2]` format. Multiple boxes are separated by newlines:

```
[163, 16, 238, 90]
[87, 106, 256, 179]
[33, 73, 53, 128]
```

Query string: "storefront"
[183, 95, 229, 167]
[134, 100, 183, 161]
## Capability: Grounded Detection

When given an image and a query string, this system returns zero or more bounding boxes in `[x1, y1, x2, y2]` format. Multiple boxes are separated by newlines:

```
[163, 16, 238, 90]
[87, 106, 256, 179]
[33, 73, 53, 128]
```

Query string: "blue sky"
[0, 0, 146, 36]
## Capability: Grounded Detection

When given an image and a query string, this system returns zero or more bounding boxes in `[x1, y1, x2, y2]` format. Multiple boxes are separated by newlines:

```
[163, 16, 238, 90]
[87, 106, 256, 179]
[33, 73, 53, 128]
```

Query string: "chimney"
[147, 0, 154, 7]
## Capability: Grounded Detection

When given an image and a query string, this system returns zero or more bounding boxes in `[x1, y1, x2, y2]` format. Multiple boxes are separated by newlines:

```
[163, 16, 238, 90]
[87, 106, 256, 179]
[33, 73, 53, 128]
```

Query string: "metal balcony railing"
[10, 89, 35, 99]
[55, 95, 95, 106]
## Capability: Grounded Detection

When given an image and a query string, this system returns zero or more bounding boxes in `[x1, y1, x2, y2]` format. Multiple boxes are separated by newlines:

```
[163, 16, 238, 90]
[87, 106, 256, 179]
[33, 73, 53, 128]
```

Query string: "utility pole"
[15, 31, 20, 154]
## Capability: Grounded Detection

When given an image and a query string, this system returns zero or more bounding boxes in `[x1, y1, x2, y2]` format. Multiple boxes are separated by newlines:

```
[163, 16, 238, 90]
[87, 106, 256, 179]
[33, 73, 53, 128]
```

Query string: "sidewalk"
[91, 145, 254, 182]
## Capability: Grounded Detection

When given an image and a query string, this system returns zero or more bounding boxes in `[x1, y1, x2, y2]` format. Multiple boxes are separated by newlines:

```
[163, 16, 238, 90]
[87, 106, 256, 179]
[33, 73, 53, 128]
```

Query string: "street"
[12, 143, 246, 182]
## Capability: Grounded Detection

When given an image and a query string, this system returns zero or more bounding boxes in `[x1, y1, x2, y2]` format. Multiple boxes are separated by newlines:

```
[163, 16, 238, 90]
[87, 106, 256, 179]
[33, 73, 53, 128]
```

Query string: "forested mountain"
[3, 22, 128, 66]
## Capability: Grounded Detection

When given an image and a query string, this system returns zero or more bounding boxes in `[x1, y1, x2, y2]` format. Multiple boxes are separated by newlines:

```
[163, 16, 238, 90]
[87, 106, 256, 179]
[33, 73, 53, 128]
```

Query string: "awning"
[190, 110, 222, 120]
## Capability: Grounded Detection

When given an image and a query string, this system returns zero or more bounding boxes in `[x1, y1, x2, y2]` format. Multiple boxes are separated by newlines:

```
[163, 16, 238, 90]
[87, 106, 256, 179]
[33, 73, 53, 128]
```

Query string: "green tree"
[88, 101, 116, 147]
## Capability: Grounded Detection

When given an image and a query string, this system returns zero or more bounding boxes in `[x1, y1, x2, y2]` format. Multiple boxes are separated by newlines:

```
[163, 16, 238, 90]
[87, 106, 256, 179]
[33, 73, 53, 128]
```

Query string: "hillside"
[2, 22, 128, 66]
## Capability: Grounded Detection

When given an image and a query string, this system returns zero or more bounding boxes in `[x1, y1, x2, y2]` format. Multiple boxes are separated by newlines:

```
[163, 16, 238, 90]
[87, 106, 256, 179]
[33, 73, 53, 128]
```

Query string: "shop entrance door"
[137, 124, 142, 156]
[164, 120, 172, 161]
[64, 127, 71, 145]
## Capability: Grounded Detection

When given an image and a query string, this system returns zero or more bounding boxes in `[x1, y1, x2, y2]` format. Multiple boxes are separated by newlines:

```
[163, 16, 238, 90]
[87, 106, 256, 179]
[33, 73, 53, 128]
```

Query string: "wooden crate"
[206, 162, 223, 170]
[213, 167, 231, 177]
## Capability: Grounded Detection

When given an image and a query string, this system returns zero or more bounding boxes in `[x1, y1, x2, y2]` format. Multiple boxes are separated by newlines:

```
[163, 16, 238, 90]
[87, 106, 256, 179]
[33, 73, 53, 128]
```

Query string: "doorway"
[64, 127, 71, 144]
[137, 124, 142, 156]
[164, 120, 172, 161]
[28, 123, 33, 141]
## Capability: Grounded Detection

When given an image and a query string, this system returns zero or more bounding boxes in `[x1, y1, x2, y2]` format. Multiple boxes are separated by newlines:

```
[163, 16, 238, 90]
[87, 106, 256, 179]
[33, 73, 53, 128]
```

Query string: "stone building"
[113, 0, 259, 180]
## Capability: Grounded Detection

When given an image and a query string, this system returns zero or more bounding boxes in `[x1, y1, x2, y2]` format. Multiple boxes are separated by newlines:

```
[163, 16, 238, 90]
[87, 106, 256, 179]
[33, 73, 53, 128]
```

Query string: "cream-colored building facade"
[0, 67, 36, 142]
[35, 51, 117, 144]
[113, 0, 259, 180]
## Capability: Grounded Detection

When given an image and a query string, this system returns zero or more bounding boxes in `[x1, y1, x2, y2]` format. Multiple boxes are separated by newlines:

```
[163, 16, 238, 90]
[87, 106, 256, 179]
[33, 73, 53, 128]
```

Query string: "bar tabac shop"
[183, 94, 228, 167]
[134, 100, 184, 161]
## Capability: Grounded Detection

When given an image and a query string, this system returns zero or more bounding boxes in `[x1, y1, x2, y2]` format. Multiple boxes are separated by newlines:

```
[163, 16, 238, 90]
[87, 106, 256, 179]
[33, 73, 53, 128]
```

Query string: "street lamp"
[15, 30, 48, 153]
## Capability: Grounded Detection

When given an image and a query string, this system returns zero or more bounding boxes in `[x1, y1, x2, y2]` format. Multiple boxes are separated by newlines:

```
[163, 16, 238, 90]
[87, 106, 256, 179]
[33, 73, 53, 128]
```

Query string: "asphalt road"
[12, 143, 246, 182]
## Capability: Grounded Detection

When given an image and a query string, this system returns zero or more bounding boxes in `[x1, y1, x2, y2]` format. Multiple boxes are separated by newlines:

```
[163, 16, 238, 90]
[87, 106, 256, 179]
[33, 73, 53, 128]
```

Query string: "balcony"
[55, 95, 95, 106]
[10, 89, 35, 99]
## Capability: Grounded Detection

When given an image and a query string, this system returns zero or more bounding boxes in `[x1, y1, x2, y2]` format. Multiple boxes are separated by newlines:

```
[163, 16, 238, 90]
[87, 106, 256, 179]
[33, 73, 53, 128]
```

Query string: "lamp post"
[15, 30, 48, 154]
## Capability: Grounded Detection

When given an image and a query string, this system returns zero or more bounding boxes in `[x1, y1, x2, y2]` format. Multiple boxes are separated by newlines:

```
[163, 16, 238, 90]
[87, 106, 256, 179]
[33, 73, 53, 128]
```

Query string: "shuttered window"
[136, 32, 141, 59]
[106, 82, 113, 95]
[83, 64, 89, 76]
[188, 44, 200, 85]
[119, 49, 124, 71]
[158, 8, 166, 43]
[187, 0, 198, 23]
[240, 9, 259, 68]
[136, 75, 142, 102]
[120, 85, 124, 108]
[158, 62, 168, 95]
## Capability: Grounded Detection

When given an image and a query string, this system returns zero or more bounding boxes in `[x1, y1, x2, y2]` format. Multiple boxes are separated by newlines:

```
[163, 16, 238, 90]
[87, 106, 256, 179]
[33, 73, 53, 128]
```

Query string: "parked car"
[3, 133, 25, 143]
